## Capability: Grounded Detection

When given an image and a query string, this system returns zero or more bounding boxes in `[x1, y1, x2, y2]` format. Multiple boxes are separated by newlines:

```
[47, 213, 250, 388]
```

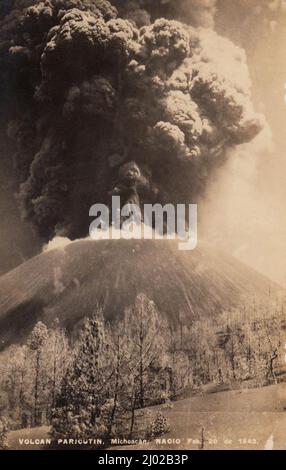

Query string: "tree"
[116, 294, 172, 439]
[266, 349, 278, 385]
[0, 345, 27, 418]
[104, 322, 133, 439]
[45, 319, 71, 415]
[51, 311, 115, 442]
[0, 416, 9, 449]
[27, 322, 49, 426]
[124, 294, 169, 410]
[51, 297, 172, 445]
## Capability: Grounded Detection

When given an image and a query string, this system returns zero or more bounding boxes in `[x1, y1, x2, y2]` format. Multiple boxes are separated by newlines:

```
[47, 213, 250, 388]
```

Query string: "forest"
[0, 292, 285, 448]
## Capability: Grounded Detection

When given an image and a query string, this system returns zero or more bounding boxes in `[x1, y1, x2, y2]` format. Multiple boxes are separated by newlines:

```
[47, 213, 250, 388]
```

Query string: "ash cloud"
[111, 0, 217, 28]
[0, 0, 263, 241]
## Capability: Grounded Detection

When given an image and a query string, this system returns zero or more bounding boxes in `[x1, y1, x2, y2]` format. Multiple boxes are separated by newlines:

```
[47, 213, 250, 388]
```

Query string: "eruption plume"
[0, 0, 263, 240]
[111, 0, 217, 28]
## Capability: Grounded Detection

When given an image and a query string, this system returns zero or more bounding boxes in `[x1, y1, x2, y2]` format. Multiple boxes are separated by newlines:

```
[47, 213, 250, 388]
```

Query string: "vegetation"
[0, 416, 9, 449]
[0, 293, 285, 447]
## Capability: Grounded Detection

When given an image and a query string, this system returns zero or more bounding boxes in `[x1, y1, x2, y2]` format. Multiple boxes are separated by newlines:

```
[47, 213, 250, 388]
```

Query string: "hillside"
[0, 239, 279, 348]
[119, 382, 286, 451]
[6, 383, 286, 450]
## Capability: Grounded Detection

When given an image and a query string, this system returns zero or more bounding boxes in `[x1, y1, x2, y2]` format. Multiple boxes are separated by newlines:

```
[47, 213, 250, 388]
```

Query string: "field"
[123, 383, 286, 450]
[7, 383, 286, 451]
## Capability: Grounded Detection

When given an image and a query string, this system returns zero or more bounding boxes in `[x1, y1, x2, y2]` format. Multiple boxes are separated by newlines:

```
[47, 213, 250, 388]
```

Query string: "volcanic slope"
[0, 239, 279, 348]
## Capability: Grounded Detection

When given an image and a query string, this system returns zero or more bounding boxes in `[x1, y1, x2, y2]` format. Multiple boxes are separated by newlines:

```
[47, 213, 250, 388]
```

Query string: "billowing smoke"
[0, 0, 262, 240]
[111, 1, 217, 28]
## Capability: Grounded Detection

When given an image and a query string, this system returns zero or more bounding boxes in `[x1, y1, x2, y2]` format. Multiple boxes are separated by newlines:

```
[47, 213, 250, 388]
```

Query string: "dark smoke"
[111, 1, 217, 28]
[0, 0, 262, 240]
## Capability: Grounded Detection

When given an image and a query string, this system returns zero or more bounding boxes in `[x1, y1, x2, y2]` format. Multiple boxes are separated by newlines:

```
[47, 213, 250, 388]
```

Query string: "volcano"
[0, 239, 279, 348]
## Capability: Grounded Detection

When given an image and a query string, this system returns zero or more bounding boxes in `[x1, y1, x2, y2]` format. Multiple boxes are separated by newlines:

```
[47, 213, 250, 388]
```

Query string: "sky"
[200, 1, 286, 285]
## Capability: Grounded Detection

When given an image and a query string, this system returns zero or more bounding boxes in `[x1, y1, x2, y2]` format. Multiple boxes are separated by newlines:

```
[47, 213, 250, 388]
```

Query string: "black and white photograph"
[0, 0, 286, 453]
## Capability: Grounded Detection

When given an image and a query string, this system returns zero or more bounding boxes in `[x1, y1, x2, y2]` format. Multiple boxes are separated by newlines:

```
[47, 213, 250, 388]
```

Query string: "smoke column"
[207, 0, 286, 285]
[0, 0, 262, 241]
[112, 0, 217, 28]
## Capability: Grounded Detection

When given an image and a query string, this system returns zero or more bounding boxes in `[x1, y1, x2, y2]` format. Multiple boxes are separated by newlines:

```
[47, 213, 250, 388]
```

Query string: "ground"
[6, 383, 286, 450]
[129, 382, 286, 450]
[7, 426, 50, 450]
[0, 239, 278, 348]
